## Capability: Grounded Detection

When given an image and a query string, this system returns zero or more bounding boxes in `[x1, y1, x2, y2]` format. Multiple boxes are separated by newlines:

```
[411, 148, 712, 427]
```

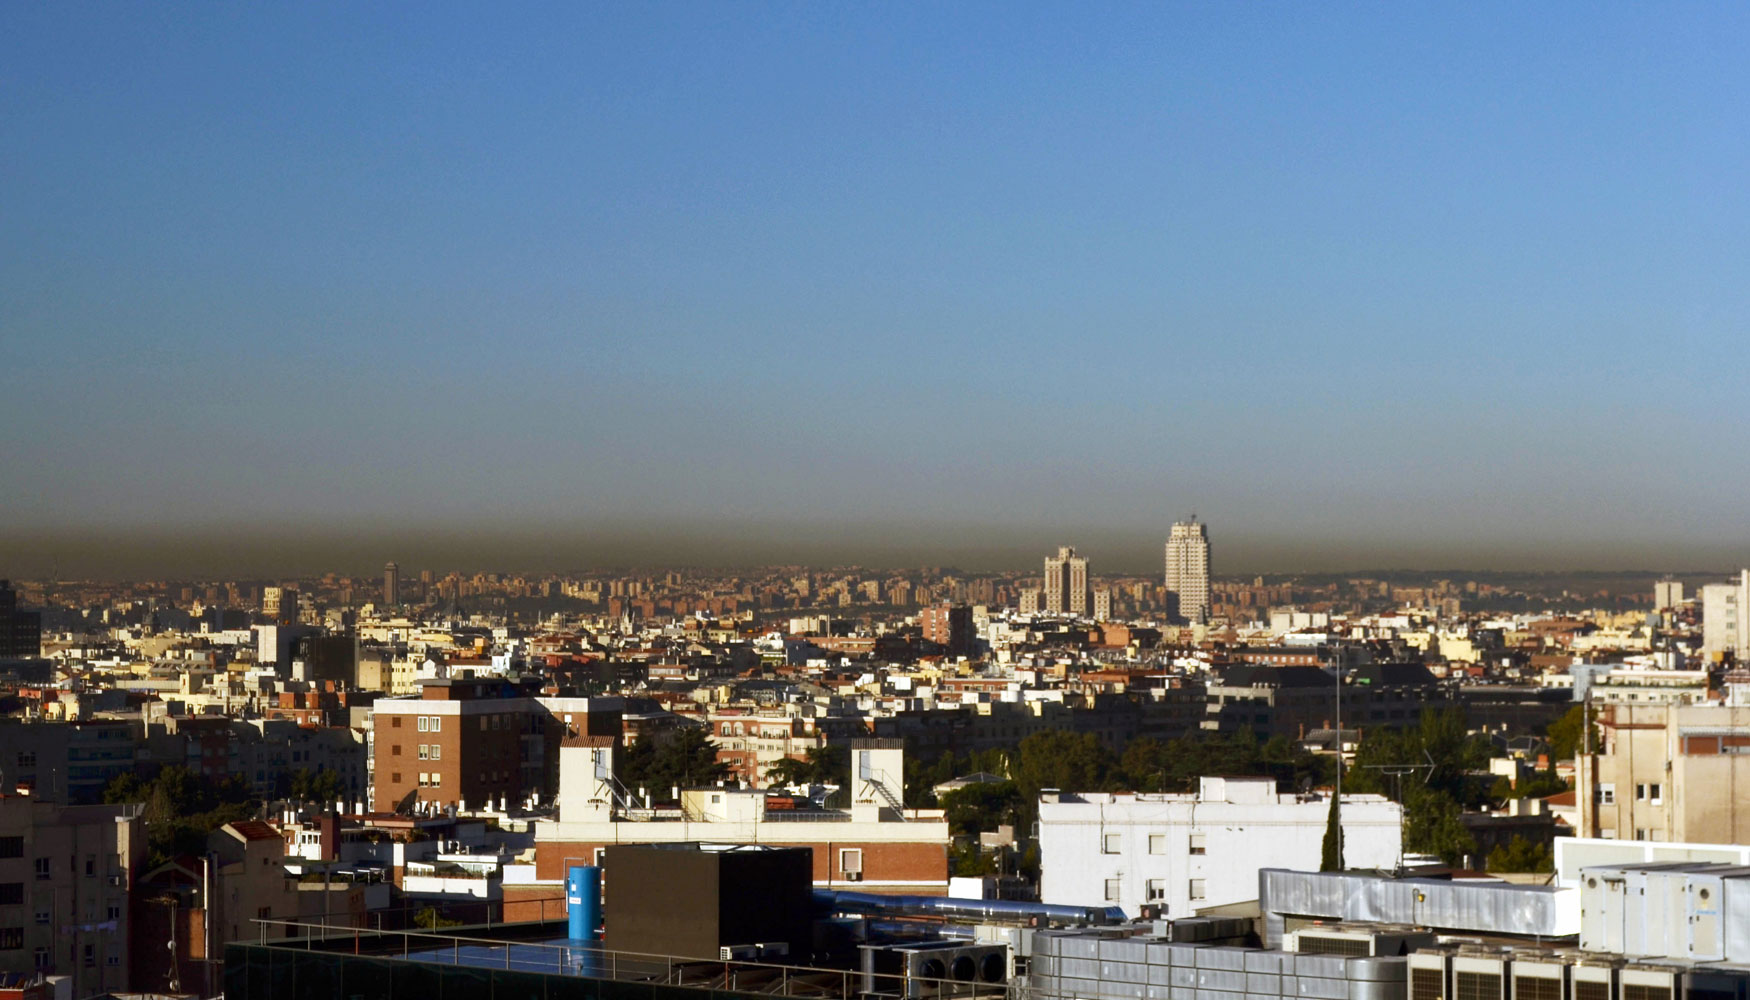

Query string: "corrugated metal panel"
[1172, 967, 1200, 988]
[1199, 949, 1253, 971]
[1106, 940, 1153, 963]
[1147, 985, 1173, 1000]
[1261, 870, 1566, 938]
[1064, 958, 1103, 979]
[1063, 937, 1103, 960]
[1298, 956, 1350, 978]
[1107, 981, 1148, 1000]
[1150, 965, 1176, 986]
[1248, 972, 1283, 994]
[1299, 978, 1352, 999]
[1106, 961, 1151, 984]
[1199, 970, 1247, 991]
[1249, 953, 1293, 973]
[1172, 945, 1208, 966]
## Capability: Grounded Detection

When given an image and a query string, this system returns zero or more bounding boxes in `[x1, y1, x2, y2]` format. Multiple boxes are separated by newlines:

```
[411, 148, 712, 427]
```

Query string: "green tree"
[1320, 792, 1342, 871]
[1485, 835, 1553, 873]
[1547, 704, 1598, 761]
[620, 727, 732, 802]
[289, 768, 345, 804]
[950, 842, 997, 877]
[939, 781, 1022, 838]
[1402, 783, 1476, 866]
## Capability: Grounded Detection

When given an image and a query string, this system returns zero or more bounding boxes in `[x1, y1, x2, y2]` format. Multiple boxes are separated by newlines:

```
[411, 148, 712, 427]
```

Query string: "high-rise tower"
[1164, 518, 1210, 624]
[1044, 546, 1090, 616]
[383, 562, 400, 607]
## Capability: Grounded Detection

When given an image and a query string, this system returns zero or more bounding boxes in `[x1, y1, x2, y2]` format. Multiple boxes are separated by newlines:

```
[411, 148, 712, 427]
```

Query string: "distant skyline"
[5, 4, 1750, 575]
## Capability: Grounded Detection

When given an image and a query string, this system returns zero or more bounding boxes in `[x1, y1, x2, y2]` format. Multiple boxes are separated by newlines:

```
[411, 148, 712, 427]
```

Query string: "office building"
[0, 581, 39, 659]
[1701, 569, 1749, 660]
[1654, 577, 1684, 611]
[383, 562, 400, 607]
[1037, 777, 1401, 918]
[1044, 547, 1090, 617]
[1164, 518, 1210, 624]
[919, 603, 972, 655]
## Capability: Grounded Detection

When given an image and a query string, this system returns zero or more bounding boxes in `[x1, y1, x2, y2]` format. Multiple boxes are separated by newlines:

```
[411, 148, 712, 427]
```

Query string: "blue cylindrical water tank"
[566, 865, 602, 942]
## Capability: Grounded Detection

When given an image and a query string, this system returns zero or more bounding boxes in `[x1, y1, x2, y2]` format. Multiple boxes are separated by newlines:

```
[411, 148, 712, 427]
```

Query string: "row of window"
[1101, 832, 1207, 855]
[1102, 878, 1206, 902]
[1594, 782, 1663, 805]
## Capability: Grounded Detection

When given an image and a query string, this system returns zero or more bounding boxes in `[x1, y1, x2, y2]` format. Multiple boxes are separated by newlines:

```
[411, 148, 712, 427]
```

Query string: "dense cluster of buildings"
[0, 548, 1746, 997]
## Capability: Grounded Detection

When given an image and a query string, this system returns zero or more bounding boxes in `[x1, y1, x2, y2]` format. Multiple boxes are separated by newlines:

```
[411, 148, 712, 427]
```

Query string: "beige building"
[1044, 546, 1090, 617]
[1165, 518, 1211, 624]
[0, 797, 143, 998]
[1577, 701, 1750, 843]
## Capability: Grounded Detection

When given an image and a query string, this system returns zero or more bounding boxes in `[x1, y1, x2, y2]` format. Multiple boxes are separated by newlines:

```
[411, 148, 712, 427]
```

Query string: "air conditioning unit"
[1290, 925, 1435, 957]
[861, 942, 1010, 998]
[755, 942, 790, 959]
[106, 876, 124, 887]
[845, 871, 863, 882]
[720, 945, 760, 961]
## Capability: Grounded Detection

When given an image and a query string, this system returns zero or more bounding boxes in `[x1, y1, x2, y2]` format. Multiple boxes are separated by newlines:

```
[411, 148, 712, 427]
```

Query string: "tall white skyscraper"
[1044, 546, 1090, 616]
[1164, 518, 1210, 624]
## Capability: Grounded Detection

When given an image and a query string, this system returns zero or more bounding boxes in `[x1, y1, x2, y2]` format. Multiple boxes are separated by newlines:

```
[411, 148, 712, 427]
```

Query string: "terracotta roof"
[226, 820, 281, 842]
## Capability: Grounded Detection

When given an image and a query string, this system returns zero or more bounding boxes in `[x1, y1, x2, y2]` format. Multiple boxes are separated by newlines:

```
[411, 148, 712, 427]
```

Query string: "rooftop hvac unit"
[721, 945, 760, 961]
[1410, 948, 1455, 1000]
[1569, 959, 1620, 1000]
[1291, 925, 1437, 957]
[1508, 951, 1568, 1000]
[1453, 949, 1512, 1000]
[861, 942, 1010, 998]
[1619, 965, 1685, 1000]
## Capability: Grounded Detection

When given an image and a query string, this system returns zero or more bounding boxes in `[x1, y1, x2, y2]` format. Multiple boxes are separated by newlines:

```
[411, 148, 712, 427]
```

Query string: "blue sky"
[3, 4, 1749, 575]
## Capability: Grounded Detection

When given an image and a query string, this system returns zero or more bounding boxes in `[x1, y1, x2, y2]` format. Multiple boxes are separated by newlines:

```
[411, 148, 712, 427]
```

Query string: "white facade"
[1164, 519, 1211, 624]
[1038, 777, 1400, 919]
[1701, 570, 1749, 660]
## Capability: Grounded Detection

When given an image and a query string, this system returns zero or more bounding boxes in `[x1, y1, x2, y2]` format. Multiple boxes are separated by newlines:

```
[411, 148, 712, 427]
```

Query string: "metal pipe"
[815, 890, 1124, 926]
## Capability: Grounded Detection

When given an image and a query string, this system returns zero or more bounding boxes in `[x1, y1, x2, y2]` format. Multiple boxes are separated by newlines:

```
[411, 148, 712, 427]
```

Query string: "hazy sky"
[4, 4, 1750, 578]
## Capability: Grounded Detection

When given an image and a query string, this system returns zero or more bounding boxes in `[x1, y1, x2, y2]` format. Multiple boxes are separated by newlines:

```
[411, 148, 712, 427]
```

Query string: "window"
[31, 946, 47, 970]
[106, 953, 120, 967]
[32, 859, 48, 881]
[430, 717, 441, 732]
[0, 928, 23, 951]
[1148, 834, 1166, 855]
[83, 944, 94, 967]
[430, 772, 440, 787]
[0, 838, 21, 859]
[1189, 833, 1207, 856]
[391, 772, 402, 784]
[417, 717, 429, 732]
[592, 848, 606, 865]
[1146, 879, 1167, 901]
[392, 717, 402, 728]
[33, 909, 48, 926]
[839, 848, 863, 875]
[85, 856, 95, 878]
[1104, 878, 1122, 902]
[1189, 879, 1207, 901]
[106, 905, 120, 921]
[430, 745, 440, 761]
[1102, 833, 1122, 854]
[417, 745, 429, 760]
[1649, 783, 1662, 804]
[17, 752, 34, 767]
[0, 884, 21, 905]
[417, 773, 428, 787]
[1597, 784, 1616, 805]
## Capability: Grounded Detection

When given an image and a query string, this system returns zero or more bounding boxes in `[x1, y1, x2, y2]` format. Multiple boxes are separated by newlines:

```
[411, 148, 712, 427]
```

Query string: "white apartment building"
[1701, 570, 1749, 660]
[1038, 777, 1400, 920]
[1165, 518, 1211, 624]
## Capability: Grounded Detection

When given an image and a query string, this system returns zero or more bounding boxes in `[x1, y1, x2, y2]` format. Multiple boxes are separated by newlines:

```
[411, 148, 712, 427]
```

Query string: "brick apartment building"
[370, 678, 618, 814]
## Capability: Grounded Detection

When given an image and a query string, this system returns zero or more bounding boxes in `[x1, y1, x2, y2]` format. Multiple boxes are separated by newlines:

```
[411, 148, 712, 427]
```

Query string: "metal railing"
[249, 917, 1009, 999]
